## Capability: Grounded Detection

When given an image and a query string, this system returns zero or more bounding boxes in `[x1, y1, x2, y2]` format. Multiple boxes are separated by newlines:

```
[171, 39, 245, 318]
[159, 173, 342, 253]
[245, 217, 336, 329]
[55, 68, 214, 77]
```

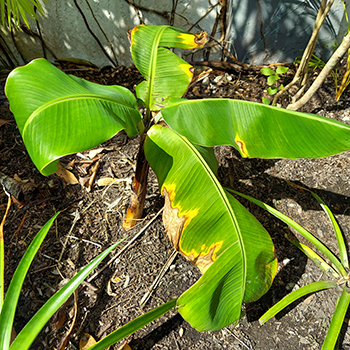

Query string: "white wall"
[0, 0, 349, 68]
[0, 0, 221, 68]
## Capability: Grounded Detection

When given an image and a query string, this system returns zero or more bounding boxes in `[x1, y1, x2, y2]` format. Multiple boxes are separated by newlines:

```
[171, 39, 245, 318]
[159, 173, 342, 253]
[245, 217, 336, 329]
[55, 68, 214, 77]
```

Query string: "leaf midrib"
[180, 134, 247, 297]
[22, 94, 138, 136]
[145, 26, 168, 110]
[165, 98, 350, 129]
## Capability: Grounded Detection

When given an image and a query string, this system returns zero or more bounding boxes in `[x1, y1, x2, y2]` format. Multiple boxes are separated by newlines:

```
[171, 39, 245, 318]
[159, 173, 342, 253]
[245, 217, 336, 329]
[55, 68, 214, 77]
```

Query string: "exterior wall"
[0, 0, 221, 68]
[227, 0, 350, 64]
[0, 0, 349, 68]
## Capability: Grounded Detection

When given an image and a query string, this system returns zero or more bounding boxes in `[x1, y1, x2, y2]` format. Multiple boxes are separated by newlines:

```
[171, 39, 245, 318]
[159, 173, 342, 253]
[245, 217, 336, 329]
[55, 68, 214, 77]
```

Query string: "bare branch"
[287, 31, 350, 111]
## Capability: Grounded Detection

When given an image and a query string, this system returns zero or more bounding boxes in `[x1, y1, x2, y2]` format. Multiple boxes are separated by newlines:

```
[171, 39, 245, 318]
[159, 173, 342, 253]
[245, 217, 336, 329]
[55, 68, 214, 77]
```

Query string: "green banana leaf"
[130, 25, 207, 110]
[145, 125, 278, 331]
[161, 99, 350, 159]
[5, 58, 142, 175]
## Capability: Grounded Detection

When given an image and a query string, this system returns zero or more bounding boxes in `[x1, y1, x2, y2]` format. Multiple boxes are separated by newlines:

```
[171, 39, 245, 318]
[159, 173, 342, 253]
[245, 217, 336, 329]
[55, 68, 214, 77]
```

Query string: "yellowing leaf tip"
[178, 30, 208, 49]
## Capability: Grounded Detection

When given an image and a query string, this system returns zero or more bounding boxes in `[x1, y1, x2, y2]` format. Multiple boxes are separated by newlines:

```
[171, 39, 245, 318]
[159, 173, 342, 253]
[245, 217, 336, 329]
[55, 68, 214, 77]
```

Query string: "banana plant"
[230, 187, 350, 350]
[5, 24, 350, 332]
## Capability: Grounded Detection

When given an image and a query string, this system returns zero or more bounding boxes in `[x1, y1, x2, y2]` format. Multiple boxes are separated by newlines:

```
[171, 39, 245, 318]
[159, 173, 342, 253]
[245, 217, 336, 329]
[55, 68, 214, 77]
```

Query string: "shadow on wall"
[0, 0, 221, 69]
[1, 0, 349, 69]
[226, 0, 349, 64]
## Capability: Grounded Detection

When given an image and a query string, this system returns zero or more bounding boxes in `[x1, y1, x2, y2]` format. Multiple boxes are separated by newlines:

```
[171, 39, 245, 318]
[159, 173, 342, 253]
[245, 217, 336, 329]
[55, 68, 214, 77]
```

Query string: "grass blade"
[227, 189, 347, 277]
[9, 238, 125, 350]
[88, 299, 177, 350]
[0, 194, 11, 310]
[321, 287, 350, 350]
[287, 237, 339, 278]
[259, 280, 337, 325]
[0, 212, 59, 350]
[311, 191, 349, 269]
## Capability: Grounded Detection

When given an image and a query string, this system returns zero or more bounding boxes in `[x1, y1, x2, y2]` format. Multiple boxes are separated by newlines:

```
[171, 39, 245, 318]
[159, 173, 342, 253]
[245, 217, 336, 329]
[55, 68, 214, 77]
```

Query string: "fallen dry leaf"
[97, 177, 122, 187]
[79, 160, 100, 191]
[0, 119, 12, 127]
[13, 174, 21, 182]
[79, 333, 96, 350]
[55, 162, 79, 185]
[87, 147, 110, 159]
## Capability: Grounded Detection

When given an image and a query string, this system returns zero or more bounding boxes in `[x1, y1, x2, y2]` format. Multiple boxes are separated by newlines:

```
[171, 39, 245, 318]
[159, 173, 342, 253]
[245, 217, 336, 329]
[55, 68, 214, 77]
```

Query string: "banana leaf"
[161, 99, 350, 159]
[145, 125, 278, 331]
[5, 58, 142, 175]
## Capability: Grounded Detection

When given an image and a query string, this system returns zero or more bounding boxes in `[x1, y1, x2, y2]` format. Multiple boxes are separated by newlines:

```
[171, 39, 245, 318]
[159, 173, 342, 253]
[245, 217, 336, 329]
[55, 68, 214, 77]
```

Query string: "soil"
[1, 60, 350, 350]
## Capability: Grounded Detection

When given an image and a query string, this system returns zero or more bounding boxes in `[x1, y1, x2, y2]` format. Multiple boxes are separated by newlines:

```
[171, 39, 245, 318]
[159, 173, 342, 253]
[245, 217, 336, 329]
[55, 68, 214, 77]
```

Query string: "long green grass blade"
[0, 195, 11, 311]
[0, 212, 59, 350]
[322, 287, 350, 350]
[311, 192, 349, 269]
[288, 238, 339, 278]
[9, 239, 125, 350]
[228, 189, 347, 277]
[259, 280, 337, 325]
[87, 299, 177, 350]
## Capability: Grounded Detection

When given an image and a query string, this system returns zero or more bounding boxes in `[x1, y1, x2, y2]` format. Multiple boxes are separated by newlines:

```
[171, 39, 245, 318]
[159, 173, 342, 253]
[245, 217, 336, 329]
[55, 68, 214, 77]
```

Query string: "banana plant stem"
[123, 132, 150, 230]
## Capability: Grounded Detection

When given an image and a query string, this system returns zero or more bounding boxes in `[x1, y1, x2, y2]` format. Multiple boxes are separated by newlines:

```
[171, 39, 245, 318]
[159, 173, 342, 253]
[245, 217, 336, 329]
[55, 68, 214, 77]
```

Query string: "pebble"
[202, 76, 210, 85]
[213, 75, 223, 83]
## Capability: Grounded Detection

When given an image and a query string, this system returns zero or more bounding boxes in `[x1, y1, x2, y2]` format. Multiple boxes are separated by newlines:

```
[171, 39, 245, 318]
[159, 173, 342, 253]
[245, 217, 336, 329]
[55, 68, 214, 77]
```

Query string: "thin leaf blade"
[0, 213, 59, 350]
[322, 288, 350, 350]
[228, 189, 347, 277]
[259, 280, 337, 325]
[311, 192, 349, 269]
[87, 299, 177, 350]
[9, 239, 124, 350]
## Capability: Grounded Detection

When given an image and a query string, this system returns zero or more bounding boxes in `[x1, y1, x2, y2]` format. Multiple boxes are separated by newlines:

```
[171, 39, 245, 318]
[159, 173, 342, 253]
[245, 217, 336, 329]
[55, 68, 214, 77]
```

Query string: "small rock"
[213, 75, 223, 83]
[202, 76, 210, 85]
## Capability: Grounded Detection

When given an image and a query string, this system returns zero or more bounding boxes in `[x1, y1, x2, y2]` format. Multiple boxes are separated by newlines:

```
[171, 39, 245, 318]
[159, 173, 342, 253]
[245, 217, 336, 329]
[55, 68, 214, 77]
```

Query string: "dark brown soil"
[1, 60, 350, 350]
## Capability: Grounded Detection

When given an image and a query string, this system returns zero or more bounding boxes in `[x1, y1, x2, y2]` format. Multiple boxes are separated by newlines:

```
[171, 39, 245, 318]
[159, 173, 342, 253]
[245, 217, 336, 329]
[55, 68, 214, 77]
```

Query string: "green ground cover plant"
[260, 66, 289, 104]
[4, 24, 350, 343]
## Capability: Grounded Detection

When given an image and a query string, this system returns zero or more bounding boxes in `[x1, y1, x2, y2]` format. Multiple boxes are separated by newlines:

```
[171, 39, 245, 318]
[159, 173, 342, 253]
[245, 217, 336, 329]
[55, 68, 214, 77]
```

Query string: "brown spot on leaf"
[162, 187, 216, 273]
[235, 136, 249, 157]
[163, 188, 185, 250]
[191, 247, 216, 274]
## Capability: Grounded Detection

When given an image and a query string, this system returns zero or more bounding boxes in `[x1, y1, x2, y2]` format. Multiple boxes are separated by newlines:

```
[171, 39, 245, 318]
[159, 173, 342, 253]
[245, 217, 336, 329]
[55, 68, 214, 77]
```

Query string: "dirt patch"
[1, 61, 350, 350]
